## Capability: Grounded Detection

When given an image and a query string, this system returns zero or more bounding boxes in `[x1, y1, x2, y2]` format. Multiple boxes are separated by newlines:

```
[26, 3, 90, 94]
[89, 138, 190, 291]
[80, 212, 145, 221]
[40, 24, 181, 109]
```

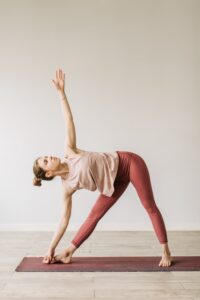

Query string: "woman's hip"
[115, 150, 145, 182]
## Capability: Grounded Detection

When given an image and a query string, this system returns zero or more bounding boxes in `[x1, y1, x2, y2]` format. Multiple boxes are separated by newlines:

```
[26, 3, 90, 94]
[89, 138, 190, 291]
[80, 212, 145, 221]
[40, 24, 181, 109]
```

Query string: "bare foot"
[158, 251, 172, 267]
[50, 249, 73, 264]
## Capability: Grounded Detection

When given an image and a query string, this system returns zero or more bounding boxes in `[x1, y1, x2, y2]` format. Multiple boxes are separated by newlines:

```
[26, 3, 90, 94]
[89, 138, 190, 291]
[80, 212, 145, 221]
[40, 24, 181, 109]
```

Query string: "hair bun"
[33, 177, 42, 186]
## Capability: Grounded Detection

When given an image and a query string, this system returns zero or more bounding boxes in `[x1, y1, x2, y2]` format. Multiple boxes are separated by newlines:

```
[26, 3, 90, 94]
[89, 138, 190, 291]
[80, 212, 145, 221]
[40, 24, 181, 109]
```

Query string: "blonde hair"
[32, 157, 55, 187]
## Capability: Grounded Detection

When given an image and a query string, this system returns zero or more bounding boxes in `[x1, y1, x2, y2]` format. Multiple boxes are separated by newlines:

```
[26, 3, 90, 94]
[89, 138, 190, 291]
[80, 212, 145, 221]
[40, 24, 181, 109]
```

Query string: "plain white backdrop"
[0, 0, 199, 231]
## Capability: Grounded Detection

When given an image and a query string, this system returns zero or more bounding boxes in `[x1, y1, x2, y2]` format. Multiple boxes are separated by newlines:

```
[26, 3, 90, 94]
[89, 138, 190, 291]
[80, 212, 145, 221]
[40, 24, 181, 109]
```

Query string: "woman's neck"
[57, 162, 69, 178]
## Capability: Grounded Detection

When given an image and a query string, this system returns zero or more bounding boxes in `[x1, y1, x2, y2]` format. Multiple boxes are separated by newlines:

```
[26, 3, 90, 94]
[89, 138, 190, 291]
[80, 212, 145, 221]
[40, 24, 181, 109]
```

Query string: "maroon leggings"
[71, 151, 168, 248]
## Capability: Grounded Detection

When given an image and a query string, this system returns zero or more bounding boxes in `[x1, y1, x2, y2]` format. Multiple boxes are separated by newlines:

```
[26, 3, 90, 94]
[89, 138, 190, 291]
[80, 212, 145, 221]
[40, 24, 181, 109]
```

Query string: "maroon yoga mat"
[15, 256, 200, 272]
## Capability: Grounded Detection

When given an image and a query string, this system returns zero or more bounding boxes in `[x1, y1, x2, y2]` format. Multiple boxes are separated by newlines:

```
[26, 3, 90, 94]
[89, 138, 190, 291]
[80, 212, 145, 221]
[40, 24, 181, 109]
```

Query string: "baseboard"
[0, 222, 199, 231]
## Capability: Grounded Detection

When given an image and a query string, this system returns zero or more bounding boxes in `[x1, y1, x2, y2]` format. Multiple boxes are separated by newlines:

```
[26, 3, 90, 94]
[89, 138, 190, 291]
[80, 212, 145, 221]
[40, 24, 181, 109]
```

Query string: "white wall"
[0, 0, 199, 232]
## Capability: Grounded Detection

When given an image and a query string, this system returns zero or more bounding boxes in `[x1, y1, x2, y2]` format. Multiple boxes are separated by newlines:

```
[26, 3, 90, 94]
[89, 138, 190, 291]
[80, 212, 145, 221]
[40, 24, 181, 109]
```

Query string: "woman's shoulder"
[62, 183, 77, 195]
[64, 146, 87, 158]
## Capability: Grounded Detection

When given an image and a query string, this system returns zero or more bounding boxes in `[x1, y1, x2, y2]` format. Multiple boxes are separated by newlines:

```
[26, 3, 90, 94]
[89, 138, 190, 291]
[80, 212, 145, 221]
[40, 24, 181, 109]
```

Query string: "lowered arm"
[48, 190, 73, 251]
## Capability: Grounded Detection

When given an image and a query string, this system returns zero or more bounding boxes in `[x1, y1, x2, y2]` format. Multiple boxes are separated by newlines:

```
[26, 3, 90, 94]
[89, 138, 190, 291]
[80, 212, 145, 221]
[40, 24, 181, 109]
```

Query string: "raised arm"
[52, 69, 77, 150]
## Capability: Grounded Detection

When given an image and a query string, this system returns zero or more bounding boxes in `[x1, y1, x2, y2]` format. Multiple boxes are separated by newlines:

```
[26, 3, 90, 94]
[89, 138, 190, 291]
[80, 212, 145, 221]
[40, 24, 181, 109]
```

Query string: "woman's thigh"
[128, 153, 157, 209]
[87, 179, 130, 221]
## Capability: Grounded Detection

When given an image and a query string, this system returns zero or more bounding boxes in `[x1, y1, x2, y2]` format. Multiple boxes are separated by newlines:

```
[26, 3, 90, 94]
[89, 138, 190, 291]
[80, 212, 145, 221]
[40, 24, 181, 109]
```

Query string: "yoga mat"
[15, 256, 200, 272]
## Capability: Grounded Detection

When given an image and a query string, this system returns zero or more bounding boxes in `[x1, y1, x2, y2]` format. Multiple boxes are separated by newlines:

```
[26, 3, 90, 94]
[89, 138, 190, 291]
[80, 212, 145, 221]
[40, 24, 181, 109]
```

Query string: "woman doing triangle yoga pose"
[33, 69, 172, 267]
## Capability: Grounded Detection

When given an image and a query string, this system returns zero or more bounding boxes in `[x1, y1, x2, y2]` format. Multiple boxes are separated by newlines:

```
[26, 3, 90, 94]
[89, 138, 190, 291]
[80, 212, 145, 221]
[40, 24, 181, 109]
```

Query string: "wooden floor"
[0, 230, 200, 300]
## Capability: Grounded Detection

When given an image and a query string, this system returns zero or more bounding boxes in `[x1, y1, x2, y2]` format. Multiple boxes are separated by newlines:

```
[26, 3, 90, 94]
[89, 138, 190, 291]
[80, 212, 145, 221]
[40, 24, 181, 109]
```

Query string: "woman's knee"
[87, 207, 105, 222]
[144, 204, 158, 214]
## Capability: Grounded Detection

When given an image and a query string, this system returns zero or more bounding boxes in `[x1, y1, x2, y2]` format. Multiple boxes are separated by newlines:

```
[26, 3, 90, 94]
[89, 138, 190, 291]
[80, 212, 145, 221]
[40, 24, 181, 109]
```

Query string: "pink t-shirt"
[61, 150, 119, 197]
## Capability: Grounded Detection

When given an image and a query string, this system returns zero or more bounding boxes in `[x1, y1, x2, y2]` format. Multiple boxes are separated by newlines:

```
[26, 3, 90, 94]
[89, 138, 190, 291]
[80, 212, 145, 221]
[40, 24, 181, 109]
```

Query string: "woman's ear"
[45, 170, 54, 178]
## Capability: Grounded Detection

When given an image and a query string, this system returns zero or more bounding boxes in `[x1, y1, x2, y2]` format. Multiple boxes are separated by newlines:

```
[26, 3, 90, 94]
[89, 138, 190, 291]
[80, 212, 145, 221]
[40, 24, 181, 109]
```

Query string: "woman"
[33, 69, 172, 267]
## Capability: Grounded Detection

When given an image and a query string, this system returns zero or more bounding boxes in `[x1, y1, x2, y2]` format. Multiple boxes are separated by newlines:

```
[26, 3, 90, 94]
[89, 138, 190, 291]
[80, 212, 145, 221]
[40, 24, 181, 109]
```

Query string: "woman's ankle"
[68, 242, 77, 253]
[161, 243, 171, 254]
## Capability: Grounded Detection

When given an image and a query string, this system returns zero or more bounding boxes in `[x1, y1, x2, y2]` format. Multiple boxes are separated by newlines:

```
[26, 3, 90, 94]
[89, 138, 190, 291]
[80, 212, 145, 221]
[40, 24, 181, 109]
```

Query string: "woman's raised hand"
[52, 69, 65, 94]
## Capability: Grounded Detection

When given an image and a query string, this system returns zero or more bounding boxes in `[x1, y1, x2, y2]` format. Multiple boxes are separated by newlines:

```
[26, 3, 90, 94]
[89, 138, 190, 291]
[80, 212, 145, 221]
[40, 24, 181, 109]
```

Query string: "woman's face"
[37, 156, 60, 171]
